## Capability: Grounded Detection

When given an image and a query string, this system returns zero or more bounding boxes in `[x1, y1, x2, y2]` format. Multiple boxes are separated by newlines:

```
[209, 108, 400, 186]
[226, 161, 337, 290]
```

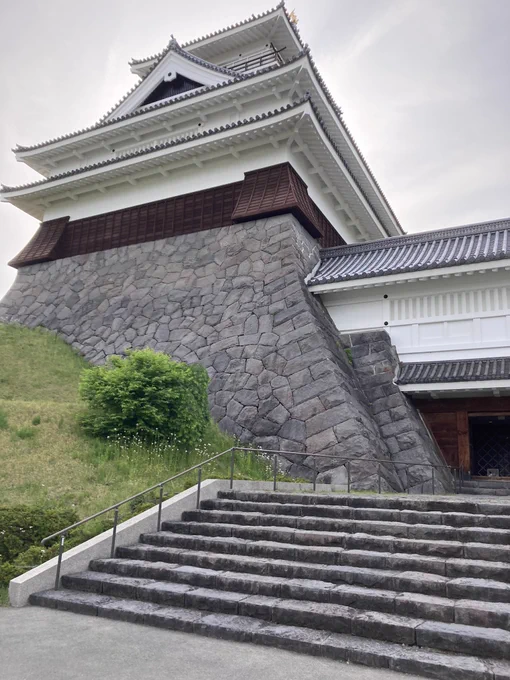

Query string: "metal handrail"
[42, 445, 460, 590]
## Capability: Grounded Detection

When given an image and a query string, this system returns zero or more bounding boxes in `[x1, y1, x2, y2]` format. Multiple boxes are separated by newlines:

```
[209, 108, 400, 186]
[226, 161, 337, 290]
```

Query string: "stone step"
[29, 589, 505, 680]
[176, 508, 510, 544]
[88, 557, 510, 630]
[50, 572, 510, 658]
[462, 480, 510, 489]
[219, 490, 510, 516]
[164, 519, 510, 575]
[117, 543, 510, 602]
[202, 497, 510, 529]
[142, 526, 510, 563]
[461, 488, 510, 497]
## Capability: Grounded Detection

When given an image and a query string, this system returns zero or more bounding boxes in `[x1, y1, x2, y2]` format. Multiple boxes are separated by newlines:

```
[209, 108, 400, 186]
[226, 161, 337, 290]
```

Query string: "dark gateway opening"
[470, 414, 510, 477]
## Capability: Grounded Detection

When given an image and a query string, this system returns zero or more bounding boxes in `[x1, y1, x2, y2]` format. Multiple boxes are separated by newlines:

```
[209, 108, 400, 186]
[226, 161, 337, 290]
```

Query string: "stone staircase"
[460, 479, 510, 496]
[30, 489, 510, 679]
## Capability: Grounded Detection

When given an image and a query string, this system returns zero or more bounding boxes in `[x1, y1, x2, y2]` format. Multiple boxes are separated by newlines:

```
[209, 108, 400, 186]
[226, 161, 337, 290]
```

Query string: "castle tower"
[1, 4, 453, 492]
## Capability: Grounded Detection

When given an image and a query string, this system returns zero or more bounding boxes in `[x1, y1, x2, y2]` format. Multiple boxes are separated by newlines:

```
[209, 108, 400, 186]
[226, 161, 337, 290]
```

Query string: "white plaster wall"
[289, 153, 358, 244]
[321, 269, 510, 362]
[43, 146, 288, 221]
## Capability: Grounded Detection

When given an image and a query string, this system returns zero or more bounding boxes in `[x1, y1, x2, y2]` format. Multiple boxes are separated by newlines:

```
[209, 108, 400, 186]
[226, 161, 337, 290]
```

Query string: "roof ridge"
[2, 99, 308, 193]
[171, 41, 238, 77]
[129, 3, 290, 67]
[320, 217, 510, 259]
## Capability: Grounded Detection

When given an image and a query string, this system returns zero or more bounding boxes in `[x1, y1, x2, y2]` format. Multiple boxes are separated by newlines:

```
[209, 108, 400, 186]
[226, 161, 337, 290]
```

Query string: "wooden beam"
[457, 410, 471, 474]
[416, 396, 510, 413]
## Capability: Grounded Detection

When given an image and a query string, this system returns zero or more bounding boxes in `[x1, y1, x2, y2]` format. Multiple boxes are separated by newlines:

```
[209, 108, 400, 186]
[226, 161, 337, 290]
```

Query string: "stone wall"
[345, 331, 453, 494]
[0, 214, 447, 491]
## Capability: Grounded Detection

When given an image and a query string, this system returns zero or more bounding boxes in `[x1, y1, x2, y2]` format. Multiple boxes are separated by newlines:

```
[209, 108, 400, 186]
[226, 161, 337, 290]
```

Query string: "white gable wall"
[320, 269, 510, 362]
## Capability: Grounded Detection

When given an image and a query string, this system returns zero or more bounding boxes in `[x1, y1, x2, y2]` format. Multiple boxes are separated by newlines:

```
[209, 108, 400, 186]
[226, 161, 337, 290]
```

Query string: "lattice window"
[471, 418, 510, 477]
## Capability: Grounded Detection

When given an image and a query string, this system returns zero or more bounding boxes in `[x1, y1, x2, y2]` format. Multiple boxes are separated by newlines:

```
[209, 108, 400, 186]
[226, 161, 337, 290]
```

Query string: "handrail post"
[41, 450, 465, 554]
[157, 484, 164, 532]
[111, 507, 119, 558]
[196, 467, 202, 509]
[54, 534, 66, 590]
[431, 467, 435, 495]
[230, 449, 235, 490]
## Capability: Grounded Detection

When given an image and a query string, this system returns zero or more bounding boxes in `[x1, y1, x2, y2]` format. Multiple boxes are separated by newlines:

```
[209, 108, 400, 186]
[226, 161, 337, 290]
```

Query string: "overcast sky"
[1, 0, 509, 299]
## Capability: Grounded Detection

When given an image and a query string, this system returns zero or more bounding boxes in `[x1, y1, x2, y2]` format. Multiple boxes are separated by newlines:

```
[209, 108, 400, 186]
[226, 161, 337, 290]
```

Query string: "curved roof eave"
[14, 54, 305, 157]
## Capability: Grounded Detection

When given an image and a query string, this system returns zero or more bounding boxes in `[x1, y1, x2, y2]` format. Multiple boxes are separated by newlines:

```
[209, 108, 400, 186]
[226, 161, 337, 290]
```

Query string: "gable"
[105, 46, 235, 122]
[140, 73, 204, 107]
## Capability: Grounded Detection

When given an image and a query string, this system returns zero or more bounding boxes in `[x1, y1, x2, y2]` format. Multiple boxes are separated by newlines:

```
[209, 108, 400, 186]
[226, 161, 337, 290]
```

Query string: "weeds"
[0, 409, 7, 430]
[0, 585, 8, 606]
[15, 427, 36, 440]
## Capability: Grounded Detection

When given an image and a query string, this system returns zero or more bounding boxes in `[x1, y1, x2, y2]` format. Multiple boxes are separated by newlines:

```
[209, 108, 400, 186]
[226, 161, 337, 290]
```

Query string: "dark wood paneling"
[58, 182, 243, 258]
[422, 411, 459, 468]
[8, 217, 69, 268]
[231, 163, 344, 248]
[416, 396, 510, 472]
[457, 410, 470, 472]
[10, 163, 344, 268]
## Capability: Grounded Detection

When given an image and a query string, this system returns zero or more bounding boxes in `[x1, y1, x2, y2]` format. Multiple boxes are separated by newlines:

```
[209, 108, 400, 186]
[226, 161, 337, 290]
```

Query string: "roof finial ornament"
[288, 9, 299, 24]
[168, 34, 180, 49]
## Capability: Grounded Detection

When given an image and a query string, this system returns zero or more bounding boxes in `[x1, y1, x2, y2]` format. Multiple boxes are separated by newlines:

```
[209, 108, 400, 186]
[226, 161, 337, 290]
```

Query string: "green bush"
[79, 349, 210, 448]
[0, 545, 56, 587]
[31, 415, 41, 426]
[0, 505, 78, 563]
[0, 409, 8, 430]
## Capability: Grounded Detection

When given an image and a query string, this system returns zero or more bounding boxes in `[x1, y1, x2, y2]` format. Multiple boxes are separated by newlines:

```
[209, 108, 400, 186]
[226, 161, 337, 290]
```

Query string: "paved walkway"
[0, 607, 422, 680]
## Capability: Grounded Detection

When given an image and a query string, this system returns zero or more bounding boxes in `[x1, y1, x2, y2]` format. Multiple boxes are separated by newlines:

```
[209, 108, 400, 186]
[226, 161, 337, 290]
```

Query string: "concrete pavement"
[0, 606, 422, 680]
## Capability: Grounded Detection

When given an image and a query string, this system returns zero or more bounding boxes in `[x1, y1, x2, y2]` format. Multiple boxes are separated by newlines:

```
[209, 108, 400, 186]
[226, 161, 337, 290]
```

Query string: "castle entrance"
[470, 414, 510, 478]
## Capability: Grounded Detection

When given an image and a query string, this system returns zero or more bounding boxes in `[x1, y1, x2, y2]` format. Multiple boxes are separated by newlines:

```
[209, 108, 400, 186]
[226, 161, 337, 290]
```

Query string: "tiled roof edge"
[320, 217, 510, 260]
[2, 99, 308, 193]
[129, 3, 290, 66]
[397, 357, 510, 385]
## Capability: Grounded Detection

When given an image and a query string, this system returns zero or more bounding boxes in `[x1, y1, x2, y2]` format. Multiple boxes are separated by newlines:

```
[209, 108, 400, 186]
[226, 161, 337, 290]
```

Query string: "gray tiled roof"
[397, 357, 510, 385]
[308, 217, 510, 285]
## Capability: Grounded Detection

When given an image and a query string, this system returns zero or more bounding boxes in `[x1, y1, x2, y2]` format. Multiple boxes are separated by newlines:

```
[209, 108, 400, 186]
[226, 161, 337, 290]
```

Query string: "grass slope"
[0, 323, 273, 514]
[0, 324, 274, 601]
